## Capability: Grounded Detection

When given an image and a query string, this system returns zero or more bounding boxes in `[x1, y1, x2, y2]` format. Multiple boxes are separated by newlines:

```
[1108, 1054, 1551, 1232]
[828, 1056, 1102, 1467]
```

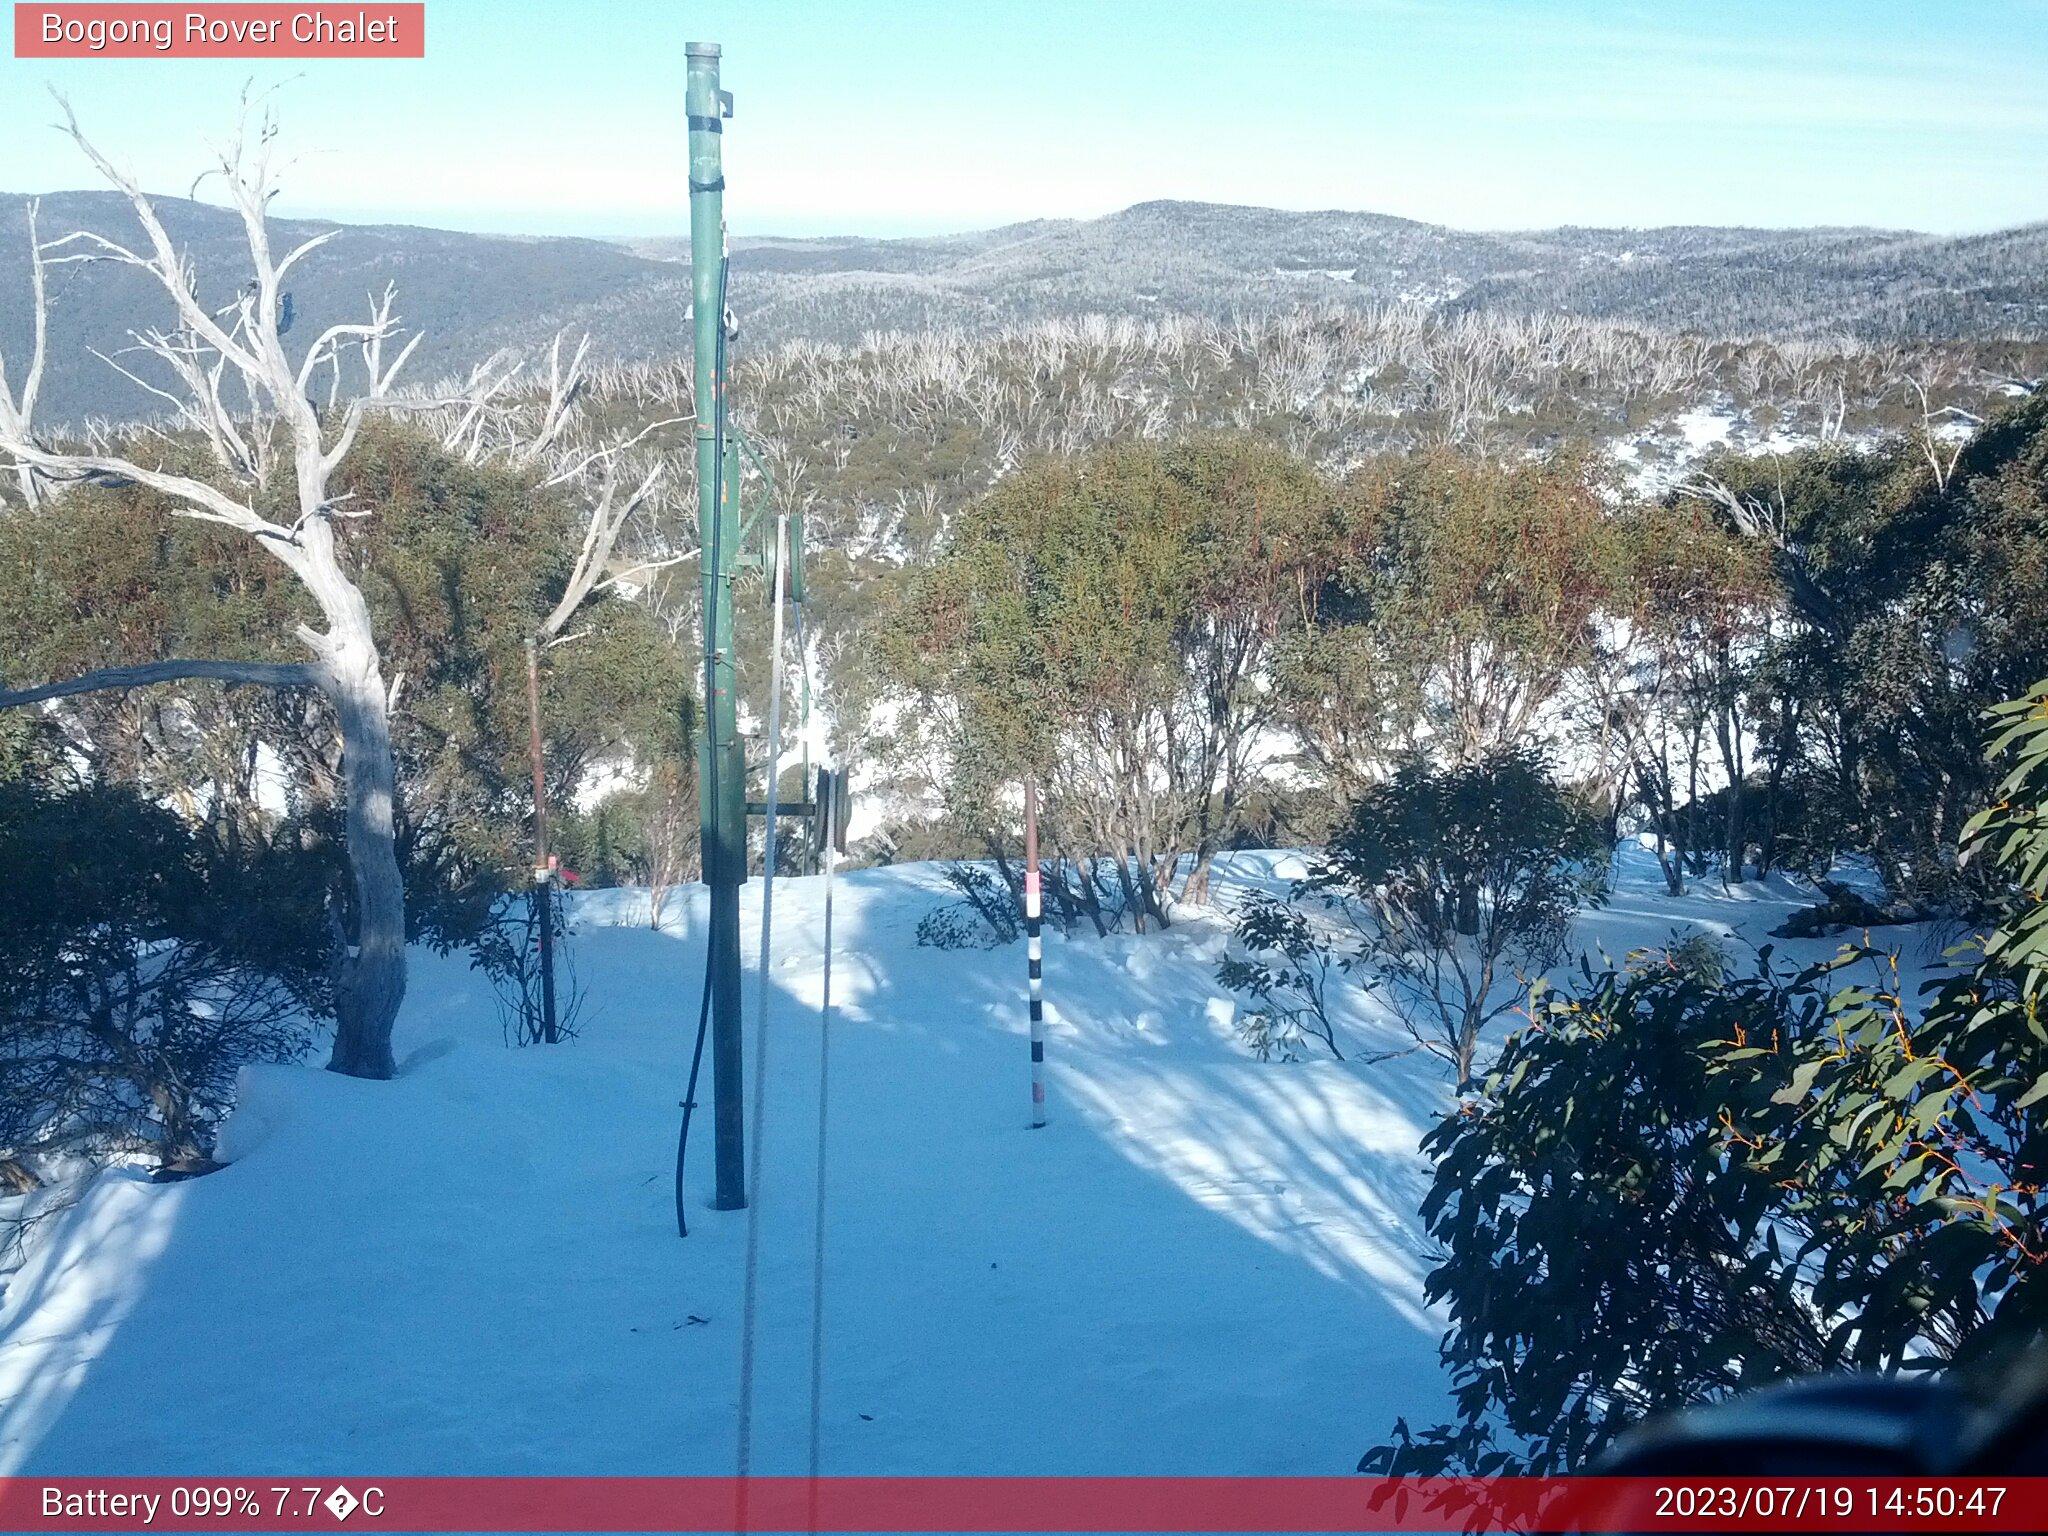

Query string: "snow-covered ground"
[0, 848, 1915, 1477]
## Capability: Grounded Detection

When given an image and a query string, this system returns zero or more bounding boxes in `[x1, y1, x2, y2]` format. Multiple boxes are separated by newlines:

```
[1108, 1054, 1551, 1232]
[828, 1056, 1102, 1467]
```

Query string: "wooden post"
[1025, 777, 1045, 1128]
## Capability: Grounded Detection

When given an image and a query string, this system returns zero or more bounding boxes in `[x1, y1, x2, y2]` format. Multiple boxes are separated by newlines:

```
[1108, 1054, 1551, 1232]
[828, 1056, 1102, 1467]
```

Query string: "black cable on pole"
[675, 251, 732, 1240]
[675, 970, 712, 1239]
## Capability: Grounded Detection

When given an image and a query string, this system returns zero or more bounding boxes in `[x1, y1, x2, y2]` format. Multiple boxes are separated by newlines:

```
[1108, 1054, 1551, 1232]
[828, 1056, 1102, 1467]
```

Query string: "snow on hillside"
[0, 850, 1914, 1477]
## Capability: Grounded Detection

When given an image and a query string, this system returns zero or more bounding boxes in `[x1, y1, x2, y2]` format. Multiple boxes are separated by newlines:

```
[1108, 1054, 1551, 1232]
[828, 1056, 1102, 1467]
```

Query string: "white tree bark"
[0, 199, 48, 510]
[0, 96, 432, 1079]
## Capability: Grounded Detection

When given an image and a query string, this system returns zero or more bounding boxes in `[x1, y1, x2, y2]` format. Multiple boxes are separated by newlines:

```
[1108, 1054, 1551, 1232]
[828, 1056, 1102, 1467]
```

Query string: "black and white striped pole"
[1025, 777, 1046, 1129]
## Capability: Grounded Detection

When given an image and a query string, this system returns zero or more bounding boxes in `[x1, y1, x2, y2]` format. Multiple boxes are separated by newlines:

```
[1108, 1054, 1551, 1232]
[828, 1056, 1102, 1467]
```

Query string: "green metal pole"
[688, 39, 747, 1212]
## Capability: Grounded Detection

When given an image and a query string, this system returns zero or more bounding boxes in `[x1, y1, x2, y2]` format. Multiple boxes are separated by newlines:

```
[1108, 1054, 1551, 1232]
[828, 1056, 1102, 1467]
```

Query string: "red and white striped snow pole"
[1025, 777, 1045, 1128]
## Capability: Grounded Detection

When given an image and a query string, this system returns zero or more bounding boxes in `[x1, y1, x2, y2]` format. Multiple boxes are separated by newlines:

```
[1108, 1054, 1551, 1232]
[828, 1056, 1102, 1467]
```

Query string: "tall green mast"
[686, 40, 747, 1212]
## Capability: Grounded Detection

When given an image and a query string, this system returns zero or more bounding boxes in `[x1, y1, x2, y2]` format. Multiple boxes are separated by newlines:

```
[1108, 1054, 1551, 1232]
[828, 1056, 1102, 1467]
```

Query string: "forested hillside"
[8, 191, 2048, 424]
[652, 202, 2048, 345]
[0, 192, 683, 426]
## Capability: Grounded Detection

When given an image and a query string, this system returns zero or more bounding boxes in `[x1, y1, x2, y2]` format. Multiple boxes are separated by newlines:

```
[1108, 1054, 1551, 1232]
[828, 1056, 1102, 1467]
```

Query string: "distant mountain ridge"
[4, 192, 2045, 425]
[0, 190, 684, 427]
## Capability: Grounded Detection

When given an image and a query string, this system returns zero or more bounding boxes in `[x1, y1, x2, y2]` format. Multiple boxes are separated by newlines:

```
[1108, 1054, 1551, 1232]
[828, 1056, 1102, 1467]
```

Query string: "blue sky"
[2, 1, 2045, 237]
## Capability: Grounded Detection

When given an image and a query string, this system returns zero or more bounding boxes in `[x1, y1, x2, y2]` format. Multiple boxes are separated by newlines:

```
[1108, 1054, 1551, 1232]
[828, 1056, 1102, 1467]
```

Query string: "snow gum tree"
[884, 435, 1342, 921]
[1363, 449, 1621, 764]
[1268, 449, 1629, 837]
[1613, 501, 1777, 893]
[1260, 748, 1604, 1089]
[1686, 394, 2048, 906]
[0, 101, 440, 1079]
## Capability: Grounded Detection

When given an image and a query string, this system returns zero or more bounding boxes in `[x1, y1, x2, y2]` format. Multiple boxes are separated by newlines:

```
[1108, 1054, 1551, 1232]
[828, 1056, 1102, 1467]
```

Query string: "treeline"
[564, 311, 2048, 835]
[563, 309, 2047, 719]
[871, 359, 2048, 1477]
[878, 388, 2048, 920]
[599, 310, 2045, 544]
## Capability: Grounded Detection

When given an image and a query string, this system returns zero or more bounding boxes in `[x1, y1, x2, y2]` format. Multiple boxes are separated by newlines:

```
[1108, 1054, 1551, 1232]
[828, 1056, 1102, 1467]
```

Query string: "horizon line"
[10, 188, 2048, 246]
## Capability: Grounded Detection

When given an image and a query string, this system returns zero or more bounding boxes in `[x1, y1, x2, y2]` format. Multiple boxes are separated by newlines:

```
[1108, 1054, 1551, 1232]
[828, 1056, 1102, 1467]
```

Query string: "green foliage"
[1268, 448, 1648, 844]
[1693, 392, 2048, 901]
[1610, 497, 1781, 887]
[1216, 894, 1345, 1061]
[335, 424, 697, 918]
[0, 779, 327, 1170]
[1267, 616, 1411, 831]
[0, 421, 698, 949]
[885, 433, 1342, 907]
[890, 438, 1205, 780]
[914, 863, 1023, 950]
[863, 389, 2048, 914]
[1661, 927, 1734, 985]
[1358, 450, 1624, 759]
[1370, 678, 2048, 1475]
[554, 800, 633, 891]
[1298, 748, 1605, 1087]
[0, 435, 315, 846]
[1363, 949, 1837, 1476]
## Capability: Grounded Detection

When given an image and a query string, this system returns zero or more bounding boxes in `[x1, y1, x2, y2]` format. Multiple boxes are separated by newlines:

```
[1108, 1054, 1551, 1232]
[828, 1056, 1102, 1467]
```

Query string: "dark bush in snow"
[0, 781, 327, 1177]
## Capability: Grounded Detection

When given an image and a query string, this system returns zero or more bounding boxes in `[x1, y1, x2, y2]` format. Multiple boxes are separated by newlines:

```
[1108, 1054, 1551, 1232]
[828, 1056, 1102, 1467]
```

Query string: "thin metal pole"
[806, 764, 837, 1529]
[523, 636, 558, 1045]
[1025, 777, 1045, 1128]
[737, 511, 789, 1494]
[800, 659, 814, 872]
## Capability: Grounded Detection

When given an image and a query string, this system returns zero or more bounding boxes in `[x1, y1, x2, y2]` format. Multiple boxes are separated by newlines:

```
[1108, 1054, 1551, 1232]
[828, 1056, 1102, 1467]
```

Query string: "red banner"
[2, 1476, 2045, 1532]
[13, 5, 425, 58]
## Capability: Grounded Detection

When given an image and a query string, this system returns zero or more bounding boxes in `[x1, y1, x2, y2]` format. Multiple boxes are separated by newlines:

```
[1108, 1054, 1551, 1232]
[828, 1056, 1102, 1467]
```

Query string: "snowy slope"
[0, 850, 1907, 1478]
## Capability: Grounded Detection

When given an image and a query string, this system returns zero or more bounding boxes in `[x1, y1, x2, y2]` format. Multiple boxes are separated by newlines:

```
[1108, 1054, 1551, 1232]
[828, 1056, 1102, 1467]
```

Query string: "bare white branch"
[518, 331, 591, 465]
[537, 414, 689, 487]
[0, 439, 297, 543]
[0, 199, 50, 507]
[537, 460, 665, 640]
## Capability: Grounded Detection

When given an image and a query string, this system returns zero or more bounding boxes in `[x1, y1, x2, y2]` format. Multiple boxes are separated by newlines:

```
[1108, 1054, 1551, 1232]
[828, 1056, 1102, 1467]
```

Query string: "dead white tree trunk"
[0, 96, 440, 1080]
[1903, 367, 1974, 493]
[0, 199, 48, 510]
[538, 459, 672, 641]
